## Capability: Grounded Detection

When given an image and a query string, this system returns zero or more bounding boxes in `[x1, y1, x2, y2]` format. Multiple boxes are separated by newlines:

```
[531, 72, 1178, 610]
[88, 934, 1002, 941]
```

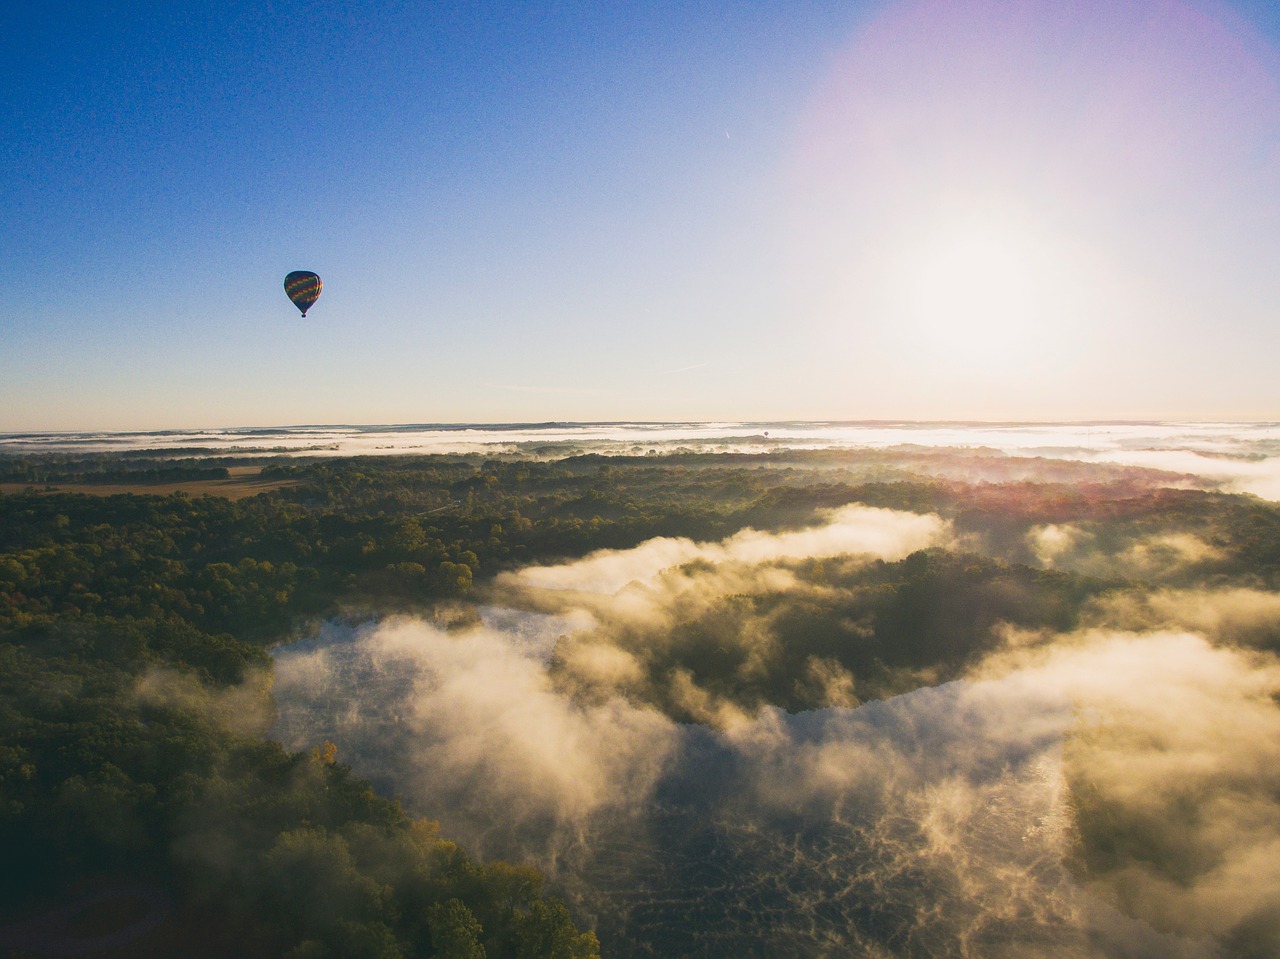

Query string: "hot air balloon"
[284, 271, 322, 317]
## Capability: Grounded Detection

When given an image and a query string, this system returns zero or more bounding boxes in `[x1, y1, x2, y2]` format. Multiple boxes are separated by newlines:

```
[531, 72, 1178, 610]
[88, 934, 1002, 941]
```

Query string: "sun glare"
[910, 230, 1039, 327]
[876, 205, 1082, 372]
[785, 0, 1280, 416]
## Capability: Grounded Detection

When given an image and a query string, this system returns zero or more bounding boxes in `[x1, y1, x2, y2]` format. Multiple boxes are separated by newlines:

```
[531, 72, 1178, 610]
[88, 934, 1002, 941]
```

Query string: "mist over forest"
[4, 438, 1280, 957]
[12, 0, 1280, 953]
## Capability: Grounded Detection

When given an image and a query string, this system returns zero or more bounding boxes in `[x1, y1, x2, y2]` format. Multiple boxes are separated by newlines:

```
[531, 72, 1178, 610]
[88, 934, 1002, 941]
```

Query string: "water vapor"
[134, 665, 274, 737]
[270, 505, 1280, 956]
[492, 505, 953, 725]
[1083, 586, 1280, 649]
[972, 630, 1280, 954]
[503, 504, 951, 597]
[1028, 522, 1225, 579]
[273, 616, 679, 863]
[273, 618, 1280, 956]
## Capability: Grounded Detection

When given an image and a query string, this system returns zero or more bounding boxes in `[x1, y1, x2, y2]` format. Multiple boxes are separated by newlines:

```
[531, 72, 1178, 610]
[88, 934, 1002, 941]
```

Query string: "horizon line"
[3, 417, 1279, 439]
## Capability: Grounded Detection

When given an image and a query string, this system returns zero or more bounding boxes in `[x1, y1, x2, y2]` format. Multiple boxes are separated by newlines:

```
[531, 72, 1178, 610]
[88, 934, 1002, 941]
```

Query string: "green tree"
[428, 898, 486, 959]
[434, 561, 473, 596]
[512, 900, 600, 959]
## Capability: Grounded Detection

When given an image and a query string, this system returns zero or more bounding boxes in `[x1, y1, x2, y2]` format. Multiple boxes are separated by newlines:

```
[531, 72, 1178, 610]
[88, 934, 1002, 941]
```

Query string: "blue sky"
[6, 0, 1280, 429]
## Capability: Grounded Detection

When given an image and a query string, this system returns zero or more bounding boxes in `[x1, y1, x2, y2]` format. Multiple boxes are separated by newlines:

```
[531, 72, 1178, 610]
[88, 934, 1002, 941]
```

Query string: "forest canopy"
[3, 447, 1280, 957]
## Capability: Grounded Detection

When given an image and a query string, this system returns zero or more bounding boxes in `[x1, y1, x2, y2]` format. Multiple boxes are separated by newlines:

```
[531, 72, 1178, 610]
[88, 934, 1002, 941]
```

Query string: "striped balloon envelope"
[284, 271, 322, 317]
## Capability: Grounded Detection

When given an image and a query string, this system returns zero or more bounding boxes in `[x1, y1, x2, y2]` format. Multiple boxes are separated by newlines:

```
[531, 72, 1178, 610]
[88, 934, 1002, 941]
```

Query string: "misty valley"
[4, 445, 1280, 958]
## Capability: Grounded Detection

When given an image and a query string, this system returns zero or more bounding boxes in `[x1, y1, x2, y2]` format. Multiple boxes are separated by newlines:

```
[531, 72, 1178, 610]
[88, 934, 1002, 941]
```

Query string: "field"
[0, 465, 299, 501]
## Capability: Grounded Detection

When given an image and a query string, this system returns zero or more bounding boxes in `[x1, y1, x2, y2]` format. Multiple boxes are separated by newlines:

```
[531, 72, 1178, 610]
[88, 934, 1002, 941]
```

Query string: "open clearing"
[0, 466, 300, 501]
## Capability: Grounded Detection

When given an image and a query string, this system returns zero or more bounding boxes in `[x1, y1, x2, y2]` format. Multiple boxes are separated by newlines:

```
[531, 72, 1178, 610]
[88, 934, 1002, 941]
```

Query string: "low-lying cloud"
[501, 504, 952, 597]
[273, 616, 679, 862]
[134, 665, 274, 737]
[271, 506, 1280, 957]
[1027, 522, 1225, 580]
[488, 505, 956, 725]
[1087, 446, 1280, 501]
[1081, 586, 1280, 649]
[274, 617, 1280, 957]
[973, 630, 1280, 954]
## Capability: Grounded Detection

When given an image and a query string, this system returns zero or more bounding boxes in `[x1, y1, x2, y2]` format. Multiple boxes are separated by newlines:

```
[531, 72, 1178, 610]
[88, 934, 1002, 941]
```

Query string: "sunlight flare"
[881, 201, 1083, 368]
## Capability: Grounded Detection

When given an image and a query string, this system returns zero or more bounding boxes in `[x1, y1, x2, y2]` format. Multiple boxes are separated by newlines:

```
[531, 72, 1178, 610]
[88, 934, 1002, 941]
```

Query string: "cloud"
[489, 505, 955, 726]
[272, 613, 1280, 956]
[270, 492, 1280, 957]
[971, 630, 1280, 953]
[681, 628, 1280, 957]
[134, 665, 274, 737]
[501, 504, 952, 597]
[1083, 587, 1280, 648]
[272, 616, 679, 864]
[1028, 523, 1091, 567]
[1088, 447, 1280, 500]
[1027, 523, 1224, 579]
